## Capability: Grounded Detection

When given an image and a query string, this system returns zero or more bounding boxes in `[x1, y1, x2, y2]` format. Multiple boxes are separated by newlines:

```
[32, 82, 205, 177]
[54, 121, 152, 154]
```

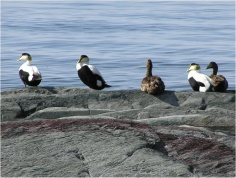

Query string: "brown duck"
[206, 61, 228, 92]
[141, 59, 165, 95]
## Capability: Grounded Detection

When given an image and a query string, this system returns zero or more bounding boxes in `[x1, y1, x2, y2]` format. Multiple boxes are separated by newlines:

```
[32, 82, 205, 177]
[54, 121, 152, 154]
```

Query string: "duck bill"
[79, 56, 84, 63]
[17, 55, 24, 61]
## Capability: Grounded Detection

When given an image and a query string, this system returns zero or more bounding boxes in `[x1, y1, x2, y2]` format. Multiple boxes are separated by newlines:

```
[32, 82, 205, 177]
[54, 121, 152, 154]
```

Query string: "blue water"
[1, 1, 235, 91]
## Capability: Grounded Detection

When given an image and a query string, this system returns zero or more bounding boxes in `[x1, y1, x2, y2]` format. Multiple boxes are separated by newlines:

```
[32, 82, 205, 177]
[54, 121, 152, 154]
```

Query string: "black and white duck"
[18, 53, 42, 87]
[187, 63, 212, 92]
[76, 55, 111, 90]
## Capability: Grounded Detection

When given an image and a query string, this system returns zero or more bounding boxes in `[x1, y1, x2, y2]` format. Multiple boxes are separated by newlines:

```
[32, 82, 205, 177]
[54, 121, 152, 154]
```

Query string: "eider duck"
[206, 61, 228, 92]
[187, 63, 212, 92]
[17, 53, 42, 87]
[76, 55, 111, 90]
[141, 59, 165, 95]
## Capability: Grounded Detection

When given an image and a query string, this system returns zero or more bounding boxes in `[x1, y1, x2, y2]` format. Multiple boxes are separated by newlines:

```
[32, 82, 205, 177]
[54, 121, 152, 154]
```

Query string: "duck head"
[187, 63, 200, 72]
[17, 53, 32, 61]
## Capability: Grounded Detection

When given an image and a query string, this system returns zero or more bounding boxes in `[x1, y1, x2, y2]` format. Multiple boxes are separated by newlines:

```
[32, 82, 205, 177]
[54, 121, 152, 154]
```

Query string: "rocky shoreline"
[1, 87, 235, 177]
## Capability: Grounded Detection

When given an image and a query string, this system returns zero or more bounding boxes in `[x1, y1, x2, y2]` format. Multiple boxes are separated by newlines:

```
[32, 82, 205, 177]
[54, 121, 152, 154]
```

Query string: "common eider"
[141, 59, 165, 95]
[18, 53, 42, 87]
[76, 55, 111, 90]
[187, 63, 212, 92]
[206, 61, 228, 92]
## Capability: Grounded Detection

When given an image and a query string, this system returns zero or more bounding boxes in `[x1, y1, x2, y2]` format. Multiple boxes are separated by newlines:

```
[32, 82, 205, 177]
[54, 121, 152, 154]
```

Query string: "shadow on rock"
[153, 91, 180, 107]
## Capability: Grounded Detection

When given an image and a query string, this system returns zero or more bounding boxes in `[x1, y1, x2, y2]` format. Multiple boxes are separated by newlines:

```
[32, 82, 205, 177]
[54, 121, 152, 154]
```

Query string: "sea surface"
[1, 1, 235, 91]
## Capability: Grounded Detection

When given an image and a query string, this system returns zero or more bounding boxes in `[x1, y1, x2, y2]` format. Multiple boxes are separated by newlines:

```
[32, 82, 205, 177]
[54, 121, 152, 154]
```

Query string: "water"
[1, 1, 235, 91]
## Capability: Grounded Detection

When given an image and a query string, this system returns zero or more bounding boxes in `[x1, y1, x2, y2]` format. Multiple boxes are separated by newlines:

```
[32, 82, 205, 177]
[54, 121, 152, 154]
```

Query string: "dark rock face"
[156, 127, 235, 176]
[1, 87, 235, 177]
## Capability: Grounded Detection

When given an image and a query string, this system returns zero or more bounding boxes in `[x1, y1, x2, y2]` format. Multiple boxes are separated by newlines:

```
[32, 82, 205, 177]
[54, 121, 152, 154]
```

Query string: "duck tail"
[105, 84, 112, 88]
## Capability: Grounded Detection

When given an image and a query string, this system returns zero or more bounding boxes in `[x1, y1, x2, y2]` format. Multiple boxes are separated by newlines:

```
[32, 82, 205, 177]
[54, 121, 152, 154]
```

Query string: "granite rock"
[1, 87, 235, 177]
[1, 87, 235, 131]
[1, 119, 235, 177]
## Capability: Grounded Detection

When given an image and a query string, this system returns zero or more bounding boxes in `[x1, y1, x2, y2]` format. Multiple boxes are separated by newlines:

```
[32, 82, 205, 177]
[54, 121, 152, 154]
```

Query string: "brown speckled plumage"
[206, 61, 228, 92]
[141, 59, 165, 95]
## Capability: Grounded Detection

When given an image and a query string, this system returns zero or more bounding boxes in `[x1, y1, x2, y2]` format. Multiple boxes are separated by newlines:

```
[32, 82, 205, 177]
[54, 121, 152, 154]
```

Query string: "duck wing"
[212, 75, 225, 82]
[19, 70, 29, 86]
[31, 66, 42, 80]
[141, 76, 165, 94]
[78, 65, 109, 89]
[211, 75, 228, 91]
[191, 73, 212, 92]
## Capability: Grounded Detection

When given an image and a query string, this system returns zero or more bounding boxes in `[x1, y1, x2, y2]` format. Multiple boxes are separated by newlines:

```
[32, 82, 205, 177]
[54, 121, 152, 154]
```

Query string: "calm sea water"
[1, 1, 235, 91]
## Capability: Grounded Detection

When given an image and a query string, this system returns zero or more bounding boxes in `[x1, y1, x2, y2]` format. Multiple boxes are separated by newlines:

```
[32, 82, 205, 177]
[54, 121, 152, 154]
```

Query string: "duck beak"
[78, 56, 83, 63]
[78, 58, 82, 63]
[186, 67, 191, 72]
[17, 55, 23, 61]
[186, 64, 192, 72]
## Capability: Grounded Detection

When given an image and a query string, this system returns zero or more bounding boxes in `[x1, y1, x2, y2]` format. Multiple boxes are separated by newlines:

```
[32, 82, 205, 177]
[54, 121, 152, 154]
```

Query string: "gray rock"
[1, 87, 235, 132]
[1, 119, 234, 177]
[1, 102, 22, 121]
[99, 109, 141, 119]
[26, 107, 90, 120]
[26, 107, 115, 120]
[137, 114, 235, 130]
[1, 87, 235, 177]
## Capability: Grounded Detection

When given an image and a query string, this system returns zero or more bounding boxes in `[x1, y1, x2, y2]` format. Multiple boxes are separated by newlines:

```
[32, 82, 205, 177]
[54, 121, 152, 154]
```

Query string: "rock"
[181, 96, 207, 109]
[1, 87, 235, 177]
[1, 102, 22, 121]
[99, 109, 141, 120]
[136, 114, 235, 131]
[26, 107, 114, 120]
[2, 87, 234, 131]
[156, 127, 235, 177]
[1, 119, 235, 177]
[1, 87, 234, 117]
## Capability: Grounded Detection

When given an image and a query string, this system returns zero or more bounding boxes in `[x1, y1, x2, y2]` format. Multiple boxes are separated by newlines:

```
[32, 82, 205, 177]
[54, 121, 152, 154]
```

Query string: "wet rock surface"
[1, 87, 235, 177]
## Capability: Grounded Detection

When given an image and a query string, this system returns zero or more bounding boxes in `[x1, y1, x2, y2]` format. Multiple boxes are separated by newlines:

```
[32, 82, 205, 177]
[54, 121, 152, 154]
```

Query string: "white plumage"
[77, 63, 102, 78]
[187, 63, 212, 92]
[19, 63, 41, 82]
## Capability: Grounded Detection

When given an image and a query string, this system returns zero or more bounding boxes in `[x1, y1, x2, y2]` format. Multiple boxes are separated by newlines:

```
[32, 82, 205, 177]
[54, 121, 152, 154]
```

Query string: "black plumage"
[76, 55, 111, 90]
[78, 65, 110, 90]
